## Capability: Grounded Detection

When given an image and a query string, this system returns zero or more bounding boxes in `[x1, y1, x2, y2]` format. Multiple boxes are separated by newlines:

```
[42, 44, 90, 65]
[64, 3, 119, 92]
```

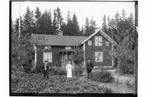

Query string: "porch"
[60, 50, 75, 68]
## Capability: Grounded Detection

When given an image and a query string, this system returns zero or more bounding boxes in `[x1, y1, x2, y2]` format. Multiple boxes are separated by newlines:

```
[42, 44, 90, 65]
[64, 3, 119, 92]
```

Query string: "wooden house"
[31, 28, 117, 69]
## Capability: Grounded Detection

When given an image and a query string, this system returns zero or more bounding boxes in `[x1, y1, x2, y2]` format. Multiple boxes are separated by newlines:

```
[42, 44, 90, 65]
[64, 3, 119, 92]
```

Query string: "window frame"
[94, 36, 103, 46]
[43, 52, 52, 63]
[95, 52, 103, 62]
[105, 41, 110, 46]
[88, 40, 92, 46]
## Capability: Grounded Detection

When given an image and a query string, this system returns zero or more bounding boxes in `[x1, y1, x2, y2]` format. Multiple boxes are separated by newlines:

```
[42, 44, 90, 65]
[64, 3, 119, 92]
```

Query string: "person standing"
[86, 59, 94, 79]
[66, 60, 73, 78]
[43, 60, 49, 79]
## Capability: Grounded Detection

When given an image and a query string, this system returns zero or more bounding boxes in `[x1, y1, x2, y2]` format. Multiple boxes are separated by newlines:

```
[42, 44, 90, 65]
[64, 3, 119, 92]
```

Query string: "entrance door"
[61, 52, 73, 68]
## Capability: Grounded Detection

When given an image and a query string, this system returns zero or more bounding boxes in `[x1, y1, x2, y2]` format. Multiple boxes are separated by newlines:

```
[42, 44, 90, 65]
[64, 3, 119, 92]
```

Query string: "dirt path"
[79, 73, 135, 93]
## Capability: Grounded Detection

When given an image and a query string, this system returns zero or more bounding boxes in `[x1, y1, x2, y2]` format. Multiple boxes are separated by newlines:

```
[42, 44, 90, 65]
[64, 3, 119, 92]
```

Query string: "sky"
[12, 2, 135, 28]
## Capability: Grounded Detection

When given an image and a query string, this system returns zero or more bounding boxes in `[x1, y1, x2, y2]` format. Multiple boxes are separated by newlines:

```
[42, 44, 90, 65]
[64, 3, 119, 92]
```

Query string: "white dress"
[66, 63, 73, 78]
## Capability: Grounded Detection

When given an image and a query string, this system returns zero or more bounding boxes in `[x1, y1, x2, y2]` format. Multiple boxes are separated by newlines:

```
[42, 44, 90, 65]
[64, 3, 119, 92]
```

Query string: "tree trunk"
[116, 60, 120, 85]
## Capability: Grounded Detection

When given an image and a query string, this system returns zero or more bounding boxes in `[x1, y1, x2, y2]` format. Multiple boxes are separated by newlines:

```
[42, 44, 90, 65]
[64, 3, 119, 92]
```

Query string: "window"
[105, 41, 109, 46]
[65, 47, 71, 50]
[43, 52, 52, 63]
[88, 40, 92, 46]
[95, 36, 102, 46]
[95, 52, 103, 62]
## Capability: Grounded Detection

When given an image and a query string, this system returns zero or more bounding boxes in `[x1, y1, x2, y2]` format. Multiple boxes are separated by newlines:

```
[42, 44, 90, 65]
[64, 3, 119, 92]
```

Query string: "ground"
[11, 68, 135, 94]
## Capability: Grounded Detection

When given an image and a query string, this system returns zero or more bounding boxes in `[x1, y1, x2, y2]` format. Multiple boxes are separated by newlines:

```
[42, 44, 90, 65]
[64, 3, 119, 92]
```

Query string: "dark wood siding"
[85, 32, 112, 66]
[36, 45, 75, 67]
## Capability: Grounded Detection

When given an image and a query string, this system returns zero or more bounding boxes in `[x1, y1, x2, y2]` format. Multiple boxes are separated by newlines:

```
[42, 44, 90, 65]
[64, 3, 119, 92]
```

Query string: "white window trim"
[88, 40, 92, 46]
[95, 36, 103, 46]
[95, 52, 103, 62]
[43, 52, 52, 63]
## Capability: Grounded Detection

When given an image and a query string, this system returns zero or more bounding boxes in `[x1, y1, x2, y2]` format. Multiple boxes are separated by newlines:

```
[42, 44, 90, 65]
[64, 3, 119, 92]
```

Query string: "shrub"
[92, 71, 114, 83]
[49, 67, 66, 76]
[35, 65, 43, 73]
[73, 65, 84, 76]
[22, 60, 33, 73]
[119, 63, 134, 74]
[126, 79, 135, 90]
[57, 68, 67, 76]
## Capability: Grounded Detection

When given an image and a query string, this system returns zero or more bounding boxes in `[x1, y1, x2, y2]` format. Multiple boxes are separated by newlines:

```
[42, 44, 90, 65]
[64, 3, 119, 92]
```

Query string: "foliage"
[22, 60, 33, 73]
[84, 17, 97, 36]
[119, 63, 134, 74]
[72, 48, 84, 65]
[101, 10, 137, 74]
[92, 71, 114, 83]
[73, 65, 84, 76]
[49, 67, 66, 76]
[126, 79, 135, 90]
[11, 74, 112, 93]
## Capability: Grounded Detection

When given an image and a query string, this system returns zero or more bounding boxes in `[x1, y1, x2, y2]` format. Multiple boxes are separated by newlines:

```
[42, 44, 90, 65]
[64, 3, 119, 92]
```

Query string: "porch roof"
[60, 50, 75, 53]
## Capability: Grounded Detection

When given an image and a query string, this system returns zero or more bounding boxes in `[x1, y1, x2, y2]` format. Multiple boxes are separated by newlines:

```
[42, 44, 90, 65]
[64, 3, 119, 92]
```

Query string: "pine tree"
[102, 15, 108, 33]
[71, 13, 80, 36]
[52, 7, 63, 34]
[14, 16, 24, 37]
[23, 7, 34, 34]
[85, 17, 97, 36]
[35, 7, 41, 28]
[122, 9, 126, 20]
[84, 17, 90, 36]
[61, 11, 72, 36]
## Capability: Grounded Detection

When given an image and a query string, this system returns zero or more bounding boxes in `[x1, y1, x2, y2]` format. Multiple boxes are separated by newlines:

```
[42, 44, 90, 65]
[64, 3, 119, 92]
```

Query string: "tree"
[52, 7, 63, 34]
[122, 9, 126, 20]
[14, 16, 24, 37]
[35, 7, 41, 28]
[84, 17, 90, 36]
[38, 10, 53, 34]
[61, 11, 72, 35]
[72, 48, 84, 76]
[102, 15, 107, 32]
[23, 7, 35, 35]
[85, 17, 97, 36]
[71, 13, 80, 36]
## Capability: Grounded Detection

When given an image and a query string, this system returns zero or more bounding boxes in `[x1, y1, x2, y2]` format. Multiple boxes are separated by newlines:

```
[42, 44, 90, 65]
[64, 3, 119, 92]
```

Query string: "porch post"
[112, 44, 114, 67]
[62, 51, 63, 67]
[34, 45, 37, 69]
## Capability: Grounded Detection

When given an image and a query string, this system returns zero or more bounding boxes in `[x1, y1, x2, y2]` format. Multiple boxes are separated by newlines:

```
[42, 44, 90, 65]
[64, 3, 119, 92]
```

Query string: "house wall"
[84, 32, 113, 66]
[36, 45, 75, 67]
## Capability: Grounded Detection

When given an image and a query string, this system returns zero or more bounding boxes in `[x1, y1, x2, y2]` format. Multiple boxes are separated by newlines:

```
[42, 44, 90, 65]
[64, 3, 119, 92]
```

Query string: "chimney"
[58, 30, 63, 36]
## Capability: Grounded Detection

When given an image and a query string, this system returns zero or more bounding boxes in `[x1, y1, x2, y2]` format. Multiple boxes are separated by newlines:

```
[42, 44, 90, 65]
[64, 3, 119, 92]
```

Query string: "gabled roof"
[81, 28, 118, 46]
[31, 34, 87, 46]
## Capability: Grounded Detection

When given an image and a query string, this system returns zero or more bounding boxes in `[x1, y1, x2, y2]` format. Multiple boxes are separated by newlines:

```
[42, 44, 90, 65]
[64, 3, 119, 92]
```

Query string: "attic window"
[95, 36, 102, 46]
[105, 41, 109, 46]
[88, 40, 92, 46]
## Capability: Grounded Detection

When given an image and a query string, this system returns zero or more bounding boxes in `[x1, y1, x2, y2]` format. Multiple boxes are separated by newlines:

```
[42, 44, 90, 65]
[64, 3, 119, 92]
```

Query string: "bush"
[34, 65, 43, 73]
[119, 63, 134, 74]
[22, 60, 33, 73]
[126, 79, 135, 90]
[73, 65, 84, 76]
[92, 71, 114, 83]
[49, 67, 66, 76]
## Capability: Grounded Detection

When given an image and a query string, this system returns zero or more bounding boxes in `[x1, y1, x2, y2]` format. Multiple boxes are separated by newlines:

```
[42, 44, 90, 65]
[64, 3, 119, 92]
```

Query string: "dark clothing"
[43, 70, 49, 79]
[86, 62, 94, 79]
[86, 62, 94, 71]
[42, 63, 49, 79]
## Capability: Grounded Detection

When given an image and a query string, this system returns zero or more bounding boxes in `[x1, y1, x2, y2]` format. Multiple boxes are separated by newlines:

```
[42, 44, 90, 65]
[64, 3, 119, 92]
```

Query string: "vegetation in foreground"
[11, 73, 112, 94]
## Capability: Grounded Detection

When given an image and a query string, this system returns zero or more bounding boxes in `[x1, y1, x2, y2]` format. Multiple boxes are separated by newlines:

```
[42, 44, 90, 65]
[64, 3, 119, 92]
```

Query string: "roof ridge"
[32, 34, 87, 38]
